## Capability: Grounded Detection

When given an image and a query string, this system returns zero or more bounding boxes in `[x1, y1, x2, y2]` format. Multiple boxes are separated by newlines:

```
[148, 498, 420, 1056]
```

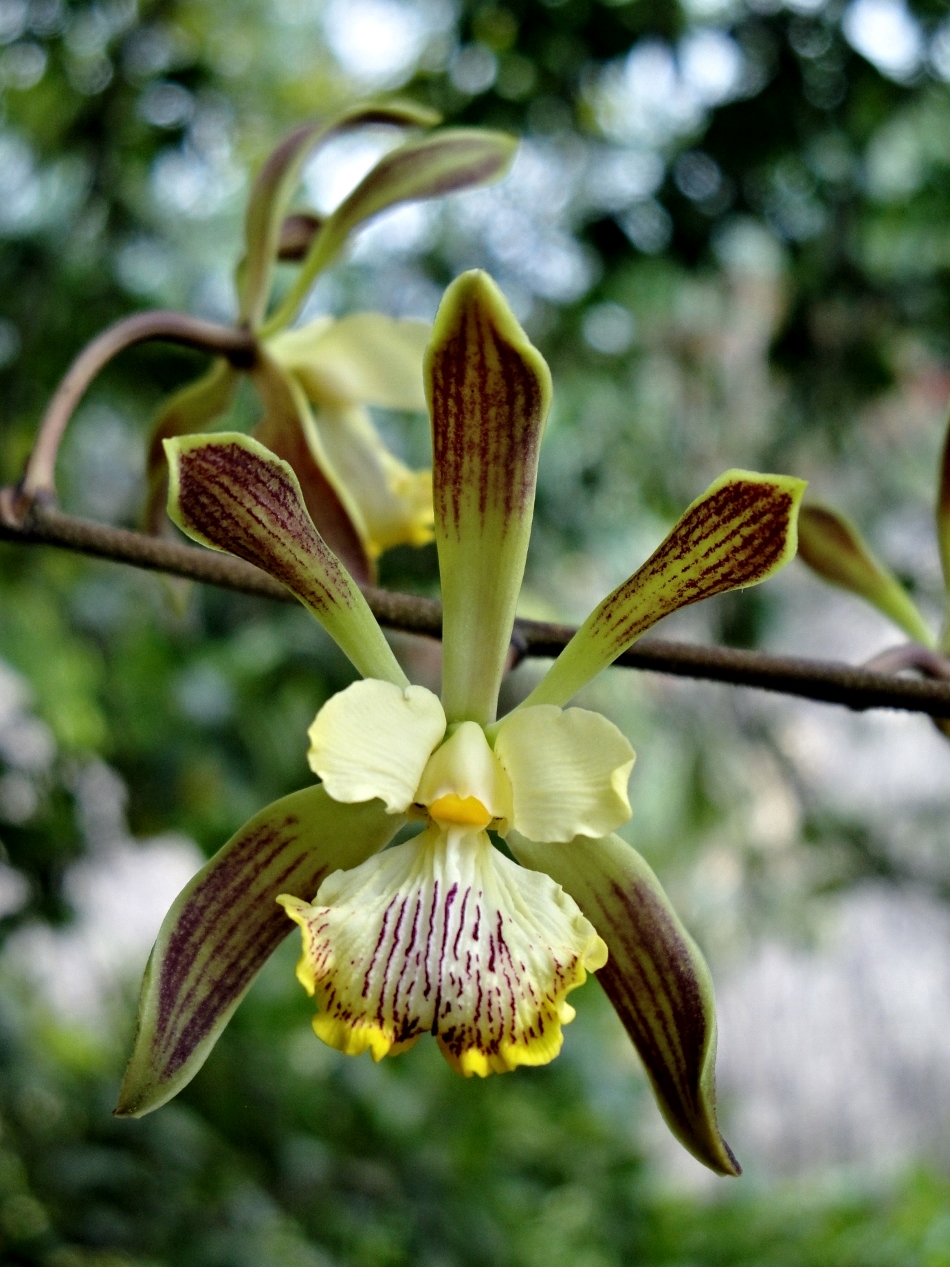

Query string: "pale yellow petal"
[493, 706, 634, 842]
[270, 314, 430, 411]
[307, 679, 446, 813]
[308, 404, 434, 558]
[280, 825, 607, 1074]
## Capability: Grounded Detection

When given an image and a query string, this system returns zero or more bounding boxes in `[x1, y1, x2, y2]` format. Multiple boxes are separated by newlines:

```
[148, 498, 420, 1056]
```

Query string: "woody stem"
[2, 500, 950, 723]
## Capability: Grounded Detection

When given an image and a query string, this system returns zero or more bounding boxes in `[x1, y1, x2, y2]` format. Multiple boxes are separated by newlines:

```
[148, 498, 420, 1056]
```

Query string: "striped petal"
[522, 470, 806, 709]
[493, 705, 634, 842]
[116, 786, 401, 1118]
[164, 431, 406, 686]
[427, 271, 552, 724]
[239, 101, 438, 328]
[279, 825, 606, 1075]
[798, 503, 934, 647]
[252, 351, 372, 582]
[307, 678, 446, 813]
[270, 313, 430, 411]
[266, 129, 517, 334]
[144, 360, 238, 535]
[507, 830, 740, 1177]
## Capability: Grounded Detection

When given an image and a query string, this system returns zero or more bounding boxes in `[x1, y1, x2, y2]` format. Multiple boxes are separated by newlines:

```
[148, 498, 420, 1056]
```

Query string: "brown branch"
[10, 312, 257, 518]
[2, 500, 950, 721]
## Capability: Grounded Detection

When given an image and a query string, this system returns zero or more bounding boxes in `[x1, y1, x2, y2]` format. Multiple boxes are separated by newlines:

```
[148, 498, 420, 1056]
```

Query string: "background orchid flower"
[116, 270, 804, 1179]
[798, 411, 950, 735]
[143, 102, 517, 582]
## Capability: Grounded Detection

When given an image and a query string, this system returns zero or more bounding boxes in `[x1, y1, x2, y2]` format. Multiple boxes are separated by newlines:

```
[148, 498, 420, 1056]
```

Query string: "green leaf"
[798, 504, 934, 647]
[116, 787, 402, 1117]
[239, 100, 438, 328]
[522, 470, 806, 709]
[143, 360, 238, 535]
[251, 350, 374, 584]
[164, 431, 407, 685]
[265, 129, 517, 334]
[508, 830, 740, 1177]
[426, 270, 552, 725]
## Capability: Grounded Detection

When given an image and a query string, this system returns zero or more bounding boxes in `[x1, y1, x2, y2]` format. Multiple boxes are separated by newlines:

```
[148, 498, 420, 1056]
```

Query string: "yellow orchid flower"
[116, 271, 805, 1178]
[263, 313, 435, 563]
[144, 102, 517, 581]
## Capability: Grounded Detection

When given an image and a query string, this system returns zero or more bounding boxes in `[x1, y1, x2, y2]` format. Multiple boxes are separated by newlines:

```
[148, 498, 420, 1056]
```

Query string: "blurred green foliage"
[2, 972, 950, 1264]
[1, 962, 950, 1266]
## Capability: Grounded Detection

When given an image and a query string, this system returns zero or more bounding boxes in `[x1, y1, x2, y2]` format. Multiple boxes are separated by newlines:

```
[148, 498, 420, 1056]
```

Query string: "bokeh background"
[3, 0, 950, 1261]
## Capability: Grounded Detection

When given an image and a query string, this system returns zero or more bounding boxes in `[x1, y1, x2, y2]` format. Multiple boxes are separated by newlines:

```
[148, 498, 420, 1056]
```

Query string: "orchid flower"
[797, 409, 950, 734]
[144, 102, 516, 582]
[117, 271, 804, 1177]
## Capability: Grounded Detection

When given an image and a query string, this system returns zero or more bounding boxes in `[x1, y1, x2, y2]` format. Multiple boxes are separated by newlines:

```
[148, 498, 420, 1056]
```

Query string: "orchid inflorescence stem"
[1, 496, 949, 722]
[12, 310, 258, 517]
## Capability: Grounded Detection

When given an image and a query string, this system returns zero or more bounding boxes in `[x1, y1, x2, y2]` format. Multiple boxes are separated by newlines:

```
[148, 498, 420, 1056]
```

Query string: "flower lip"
[281, 823, 607, 1076]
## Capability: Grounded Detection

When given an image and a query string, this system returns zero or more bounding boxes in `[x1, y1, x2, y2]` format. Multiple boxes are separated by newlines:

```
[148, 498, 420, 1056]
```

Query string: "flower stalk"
[7, 102, 516, 584]
[7, 312, 257, 521]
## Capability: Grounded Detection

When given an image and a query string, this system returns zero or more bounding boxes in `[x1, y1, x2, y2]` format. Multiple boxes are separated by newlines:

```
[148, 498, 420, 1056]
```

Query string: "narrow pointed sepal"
[116, 787, 402, 1118]
[798, 504, 934, 647]
[523, 470, 806, 708]
[268, 130, 517, 333]
[164, 431, 407, 685]
[143, 361, 239, 535]
[427, 270, 552, 724]
[507, 830, 740, 1177]
[239, 101, 439, 328]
